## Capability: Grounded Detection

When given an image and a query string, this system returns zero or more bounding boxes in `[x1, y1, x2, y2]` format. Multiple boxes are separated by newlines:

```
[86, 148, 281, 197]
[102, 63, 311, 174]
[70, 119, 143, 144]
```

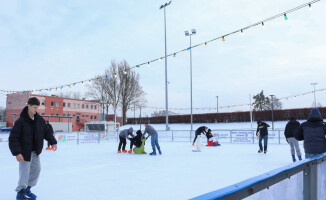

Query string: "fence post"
[252, 130, 255, 144]
[303, 163, 317, 200]
[172, 130, 174, 142]
[278, 130, 281, 144]
[230, 130, 232, 143]
[77, 132, 79, 145]
[190, 130, 192, 142]
[98, 132, 101, 144]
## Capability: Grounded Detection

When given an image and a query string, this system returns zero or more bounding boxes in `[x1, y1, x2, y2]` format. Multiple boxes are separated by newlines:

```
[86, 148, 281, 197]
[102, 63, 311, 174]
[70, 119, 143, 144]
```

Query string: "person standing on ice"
[118, 127, 134, 153]
[9, 97, 57, 200]
[284, 117, 302, 162]
[256, 120, 270, 154]
[143, 123, 161, 155]
[193, 126, 208, 146]
[295, 108, 326, 159]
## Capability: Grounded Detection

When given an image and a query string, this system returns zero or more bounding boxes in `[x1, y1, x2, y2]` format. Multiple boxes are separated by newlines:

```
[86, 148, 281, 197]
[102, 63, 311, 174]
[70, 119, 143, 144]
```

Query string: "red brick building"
[6, 93, 100, 131]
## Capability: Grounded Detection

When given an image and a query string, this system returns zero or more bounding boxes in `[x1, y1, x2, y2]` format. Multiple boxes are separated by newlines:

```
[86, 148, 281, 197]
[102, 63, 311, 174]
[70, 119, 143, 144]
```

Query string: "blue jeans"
[151, 133, 160, 151]
[305, 153, 320, 159]
[259, 135, 268, 151]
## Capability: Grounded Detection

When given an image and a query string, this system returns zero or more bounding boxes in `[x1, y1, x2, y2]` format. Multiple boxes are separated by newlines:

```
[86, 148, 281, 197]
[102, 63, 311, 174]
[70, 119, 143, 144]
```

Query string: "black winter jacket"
[284, 120, 300, 138]
[130, 130, 142, 148]
[9, 106, 57, 161]
[295, 115, 326, 154]
[256, 122, 270, 136]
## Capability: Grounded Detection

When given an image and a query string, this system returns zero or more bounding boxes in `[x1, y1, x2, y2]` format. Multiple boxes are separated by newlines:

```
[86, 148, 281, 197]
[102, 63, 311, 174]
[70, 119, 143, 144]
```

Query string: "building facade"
[6, 93, 100, 131]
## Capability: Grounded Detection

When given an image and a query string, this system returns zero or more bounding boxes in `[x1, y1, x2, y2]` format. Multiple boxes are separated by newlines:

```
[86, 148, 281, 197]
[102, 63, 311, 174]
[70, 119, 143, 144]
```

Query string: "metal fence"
[190, 153, 326, 200]
[0, 129, 290, 144]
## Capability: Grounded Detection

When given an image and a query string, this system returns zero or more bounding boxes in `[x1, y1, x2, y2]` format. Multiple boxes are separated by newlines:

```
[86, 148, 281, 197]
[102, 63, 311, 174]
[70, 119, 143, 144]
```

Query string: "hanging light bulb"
[309, 4, 312, 10]
[137, 65, 140, 68]
[284, 13, 288, 20]
[114, 73, 117, 78]
[222, 36, 225, 42]
[204, 42, 207, 46]
[262, 22, 265, 28]
[241, 29, 244, 35]
[159, 58, 162, 61]
[147, 62, 150, 67]
[124, 70, 127, 75]
[187, 47, 190, 51]
[173, 53, 176, 58]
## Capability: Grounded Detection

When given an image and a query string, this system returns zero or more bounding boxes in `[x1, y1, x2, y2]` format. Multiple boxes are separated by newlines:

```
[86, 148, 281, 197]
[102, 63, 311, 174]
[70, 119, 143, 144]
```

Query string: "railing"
[0, 129, 289, 144]
[190, 153, 326, 200]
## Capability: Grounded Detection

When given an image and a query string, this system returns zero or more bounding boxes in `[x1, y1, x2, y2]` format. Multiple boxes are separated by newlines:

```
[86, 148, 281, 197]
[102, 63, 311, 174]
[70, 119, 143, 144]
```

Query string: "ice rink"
[0, 139, 304, 200]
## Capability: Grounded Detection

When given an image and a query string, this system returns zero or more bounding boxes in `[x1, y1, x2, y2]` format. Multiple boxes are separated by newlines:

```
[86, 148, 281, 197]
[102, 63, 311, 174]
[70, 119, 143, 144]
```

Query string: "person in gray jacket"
[295, 108, 326, 159]
[143, 123, 161, 155]
[118, 127, 134, 153]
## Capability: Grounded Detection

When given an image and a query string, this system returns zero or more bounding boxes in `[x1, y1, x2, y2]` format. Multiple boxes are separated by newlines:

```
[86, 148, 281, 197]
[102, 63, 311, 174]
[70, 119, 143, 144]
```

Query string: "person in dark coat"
[9, 97, 57, 200]
[118, 127, 134, 153]
[256, 120, 270, 154]
[284, 117, 302, 162]
[295, 108, 326, 159]
[193, 126, 208, 146]
[45, 121, 54, 150]
[129, 130, 143, 148]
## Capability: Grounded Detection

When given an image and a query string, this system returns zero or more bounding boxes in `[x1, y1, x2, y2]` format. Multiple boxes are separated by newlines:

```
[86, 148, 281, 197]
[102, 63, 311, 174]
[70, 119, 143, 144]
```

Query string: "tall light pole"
[185, 29, 196, 131]
[160, 1, 172, 131]
[311, 83, 317, 108]
[216, 96, 219, 113]
[270, 95, 275, 130]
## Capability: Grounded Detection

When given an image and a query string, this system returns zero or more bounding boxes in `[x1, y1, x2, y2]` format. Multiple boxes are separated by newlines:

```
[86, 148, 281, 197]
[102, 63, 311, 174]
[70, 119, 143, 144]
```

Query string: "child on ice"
[209, 133, 221, 146]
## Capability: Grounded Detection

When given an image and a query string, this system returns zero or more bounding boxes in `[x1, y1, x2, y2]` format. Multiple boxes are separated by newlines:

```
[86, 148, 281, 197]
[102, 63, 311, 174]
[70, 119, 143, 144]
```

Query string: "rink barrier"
[190, 153, 326, 200]
[0, 129, 290, 144]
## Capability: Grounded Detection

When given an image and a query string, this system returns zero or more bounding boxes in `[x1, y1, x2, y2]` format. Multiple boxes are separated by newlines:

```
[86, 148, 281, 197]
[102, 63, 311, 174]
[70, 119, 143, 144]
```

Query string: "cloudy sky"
[0, 0, 325, 117]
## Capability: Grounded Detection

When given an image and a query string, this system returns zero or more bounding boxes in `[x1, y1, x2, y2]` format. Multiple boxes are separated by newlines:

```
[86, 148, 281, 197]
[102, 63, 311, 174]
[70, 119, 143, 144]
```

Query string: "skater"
[193, 126, 208, 146]
[118, 127, 134, 153]
[284, 117, 302, 162]
[209, 133, 221, 146]
[256, 120, 270, 154]
[193, 132, 204, 152]
[206, 129, 214, 146]
[9, 97, 57, 200]
[295, 108, 326, 159]
[133, 130, 147, 155]
[143, 123, 161, 155]
[45, 121, 54, 150]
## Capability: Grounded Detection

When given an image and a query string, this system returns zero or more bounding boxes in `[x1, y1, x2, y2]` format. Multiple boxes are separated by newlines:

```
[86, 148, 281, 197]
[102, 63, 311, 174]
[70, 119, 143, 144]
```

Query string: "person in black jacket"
[9, 97, 57, 200]
[192, 126, 208, 146]
[295, 108, 326, 159]
[256, 120, 270, 154]
[45, 121, 54, 150]
[284, 117, 302, 162]
[129, 130, 143, 148]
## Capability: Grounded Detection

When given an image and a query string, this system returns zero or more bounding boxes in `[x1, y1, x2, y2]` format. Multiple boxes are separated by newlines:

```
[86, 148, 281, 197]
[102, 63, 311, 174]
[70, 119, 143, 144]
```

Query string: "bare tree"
[58, 91, 82, 99]
[118, 60, 146, 125]
[0, 106, 5, 122]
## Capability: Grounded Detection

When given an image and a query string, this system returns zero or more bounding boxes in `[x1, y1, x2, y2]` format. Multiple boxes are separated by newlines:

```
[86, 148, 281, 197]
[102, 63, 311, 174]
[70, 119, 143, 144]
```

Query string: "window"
[51, 113, 54, 116]
[91, 116, 93, 120]
[91, 105, 93, 109]
[73, 103, 76, 109]
[51, 102, 54, 107]
[86, 115, 89, 118]
[94, 116, 97, 120]
[63, 114, 66, 116]
[82, 115, 85, 118]
[73, 114, 75, 117]
[56, 102, 59, 107]
[77, 104, 80, 109]
[67, 114, 70, 116]
[42, 101, 45, 106]
[56, 114, 59, 116]
[68, 103, 71, 107]
[94, 105, 97, 109]
[86, 105, 89, 109]
[63, 103, 66, 107]
[82, 104, 85, 109]
[41, 113, 45, 115]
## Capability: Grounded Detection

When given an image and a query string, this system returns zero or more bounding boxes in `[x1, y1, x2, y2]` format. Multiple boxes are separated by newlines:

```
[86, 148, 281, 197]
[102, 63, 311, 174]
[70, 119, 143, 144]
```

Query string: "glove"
[286, 138, 288, 143]
[192, 142, 195, 146]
